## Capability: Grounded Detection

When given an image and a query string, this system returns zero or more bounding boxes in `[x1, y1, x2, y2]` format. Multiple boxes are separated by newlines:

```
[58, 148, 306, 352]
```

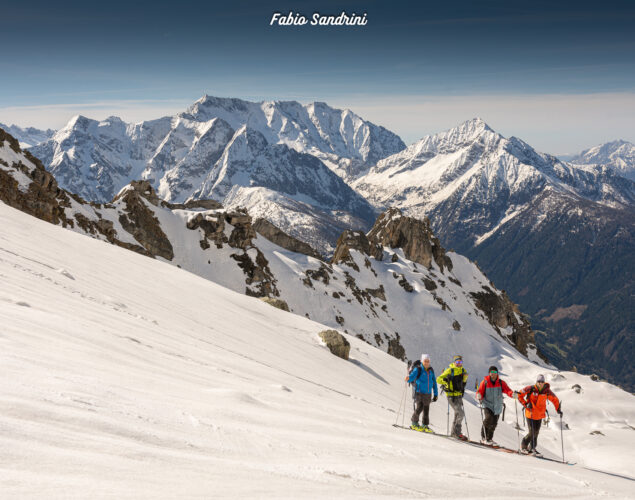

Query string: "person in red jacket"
[517, 374, 562, 453]
[476, 366, 515, 445]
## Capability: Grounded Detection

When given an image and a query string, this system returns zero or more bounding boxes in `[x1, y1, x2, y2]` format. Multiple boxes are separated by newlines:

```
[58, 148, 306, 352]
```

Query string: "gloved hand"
[525, 402, 533, 410]
[557, 409, 563, 416]
[432, 395, 438, 402]
[512, 391, 519, 399]
[404, 376, 409, 382]
[476, 393, 482, 402]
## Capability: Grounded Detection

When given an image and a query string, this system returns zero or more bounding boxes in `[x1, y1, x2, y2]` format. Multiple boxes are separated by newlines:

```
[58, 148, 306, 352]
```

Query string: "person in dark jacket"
[405, 354, 438, 431]
[476, 366, 515, 445]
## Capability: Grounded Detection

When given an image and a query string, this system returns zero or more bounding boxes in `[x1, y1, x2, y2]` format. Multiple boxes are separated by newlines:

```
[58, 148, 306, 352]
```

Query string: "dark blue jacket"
[408, 365, 438, 397]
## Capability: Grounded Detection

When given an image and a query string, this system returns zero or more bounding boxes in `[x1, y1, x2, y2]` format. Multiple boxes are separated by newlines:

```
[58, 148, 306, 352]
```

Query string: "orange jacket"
[518, 383, 560, 420]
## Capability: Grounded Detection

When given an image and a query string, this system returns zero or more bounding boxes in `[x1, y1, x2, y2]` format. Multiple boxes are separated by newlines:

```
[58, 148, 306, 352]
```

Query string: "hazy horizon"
[1, 0, 634, 155]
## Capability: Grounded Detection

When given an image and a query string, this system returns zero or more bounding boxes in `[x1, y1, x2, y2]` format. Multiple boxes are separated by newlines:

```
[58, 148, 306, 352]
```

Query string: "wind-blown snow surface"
[1, 201, 634, 498]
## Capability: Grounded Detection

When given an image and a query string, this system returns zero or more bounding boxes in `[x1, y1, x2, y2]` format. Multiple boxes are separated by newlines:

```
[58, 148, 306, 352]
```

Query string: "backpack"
[407, 360, 432, 396]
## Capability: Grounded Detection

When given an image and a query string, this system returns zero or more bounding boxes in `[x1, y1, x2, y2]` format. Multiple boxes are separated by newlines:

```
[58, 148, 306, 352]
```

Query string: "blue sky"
[1, 0, 634, 153]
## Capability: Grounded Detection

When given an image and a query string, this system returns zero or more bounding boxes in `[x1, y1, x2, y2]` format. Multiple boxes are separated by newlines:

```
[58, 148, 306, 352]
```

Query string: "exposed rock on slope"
[253, 218, 322, 260]
[1, 128, 545, 373]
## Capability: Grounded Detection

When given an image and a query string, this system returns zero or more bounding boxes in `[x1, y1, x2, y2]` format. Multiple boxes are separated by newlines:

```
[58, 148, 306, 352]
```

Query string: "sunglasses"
[490, 370, 498, 374]
[455, 360, 463, 365]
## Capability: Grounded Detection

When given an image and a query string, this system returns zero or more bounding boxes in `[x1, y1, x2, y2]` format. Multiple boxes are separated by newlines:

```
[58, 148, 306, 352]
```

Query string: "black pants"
[480, 408, 499, 441]
[411, 393, 432, 425]
[522, 418, 542, 450]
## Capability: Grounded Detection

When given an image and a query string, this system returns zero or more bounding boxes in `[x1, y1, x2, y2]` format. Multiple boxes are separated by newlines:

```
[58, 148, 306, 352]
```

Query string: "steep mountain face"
[1, 131, 544, 372]
[569, 139, 635, 181]
[469, 191, 634, 388]
[354, 119, 635, 390]
[0, 123, 55, 148]
[29, 96, 403, 253]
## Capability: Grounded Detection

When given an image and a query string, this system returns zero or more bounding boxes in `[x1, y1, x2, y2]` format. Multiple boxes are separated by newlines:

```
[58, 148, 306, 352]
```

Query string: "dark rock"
[319, 329, 351, 360]
[162, 199, 223, 210]
[422, 277, 437, 291]
[113, 183, 174, 260]
[331, 230, 383, 269]
[253, 218, 322, 259]
[367, 208, 453, 272]
[470, 288, 545, 360]
[260, 297, 290, 312]
[571, 384, 582, 393]
[398, 275, 414, 292]
[452, 320, 461, 331]
[366, 285, 386, 301]
[305, 264, 332, 285]
[387, 334, 406, 361]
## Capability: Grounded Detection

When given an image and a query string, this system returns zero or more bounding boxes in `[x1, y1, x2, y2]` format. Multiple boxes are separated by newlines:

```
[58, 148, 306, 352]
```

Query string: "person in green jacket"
[437, 355, 469, 440]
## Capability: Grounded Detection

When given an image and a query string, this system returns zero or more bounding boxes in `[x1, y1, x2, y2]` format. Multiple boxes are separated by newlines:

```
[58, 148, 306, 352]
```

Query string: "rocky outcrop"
[253, 218, 323, 260]
[331, 230, 383, 270]
[470, 286, 545, 360]
[111, 181, 174, 261]
[319, 329, 351, 360]
[187, 208, 279, 297]
[0, 128, 74, 227]
[259, 297, 290, 312]
[162, 199, 223, 210]
[367, 208, 453, 272]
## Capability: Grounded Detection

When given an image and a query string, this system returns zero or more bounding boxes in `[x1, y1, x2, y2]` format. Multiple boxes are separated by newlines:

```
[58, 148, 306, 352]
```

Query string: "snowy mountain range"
[569, 139, 635, 181]
[27, 96, 405, 254]
[353, 119, 635, 390]
[0, 122, 55, 148]
[0, 128, 542, 373]
[6, 102, 634, 389]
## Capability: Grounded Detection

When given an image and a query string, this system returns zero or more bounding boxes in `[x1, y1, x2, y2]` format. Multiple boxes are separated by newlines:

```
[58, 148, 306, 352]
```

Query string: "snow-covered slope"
[1, 199, 634, 497]
[569, 139, 635, 181]
[0, 131, 543, 371]
[0, 122, 55, 148]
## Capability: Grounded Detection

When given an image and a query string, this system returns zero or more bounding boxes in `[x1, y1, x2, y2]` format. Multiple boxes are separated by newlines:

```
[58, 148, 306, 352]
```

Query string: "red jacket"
[477, 375, 513, 399]
[518, 383, 560, 420]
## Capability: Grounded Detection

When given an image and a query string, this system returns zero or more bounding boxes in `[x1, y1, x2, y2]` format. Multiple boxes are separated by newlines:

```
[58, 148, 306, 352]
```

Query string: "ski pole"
[402, 381, 408, 428]
[445, 390, 450, 436]
[560, 402, 565, 464]
[461, 398, 470, 441]
[479, 402, 485, 441]
[394, 380, 407, 426]
[514, 399, 521, 451]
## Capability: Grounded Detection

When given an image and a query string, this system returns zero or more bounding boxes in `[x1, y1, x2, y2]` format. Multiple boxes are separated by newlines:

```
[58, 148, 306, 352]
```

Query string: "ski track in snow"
[1, 201, 634, 498]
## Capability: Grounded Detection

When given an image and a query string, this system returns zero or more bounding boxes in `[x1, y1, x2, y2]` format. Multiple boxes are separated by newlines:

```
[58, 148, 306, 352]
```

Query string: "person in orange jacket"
[517, 374, 562, 453]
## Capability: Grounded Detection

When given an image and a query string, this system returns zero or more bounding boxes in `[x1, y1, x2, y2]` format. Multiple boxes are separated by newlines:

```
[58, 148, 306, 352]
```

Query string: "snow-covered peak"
[0, 123, 55, 149]
[570, 139, 635, 181]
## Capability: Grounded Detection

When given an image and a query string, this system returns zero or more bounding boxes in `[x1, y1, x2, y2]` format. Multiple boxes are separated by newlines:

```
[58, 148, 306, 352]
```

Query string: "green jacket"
[437, 363, 468, 397]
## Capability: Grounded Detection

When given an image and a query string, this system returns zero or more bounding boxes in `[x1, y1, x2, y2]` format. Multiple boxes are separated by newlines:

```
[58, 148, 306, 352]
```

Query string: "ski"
[531, 455, 576, 466]
[393, 424, 521, 454]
